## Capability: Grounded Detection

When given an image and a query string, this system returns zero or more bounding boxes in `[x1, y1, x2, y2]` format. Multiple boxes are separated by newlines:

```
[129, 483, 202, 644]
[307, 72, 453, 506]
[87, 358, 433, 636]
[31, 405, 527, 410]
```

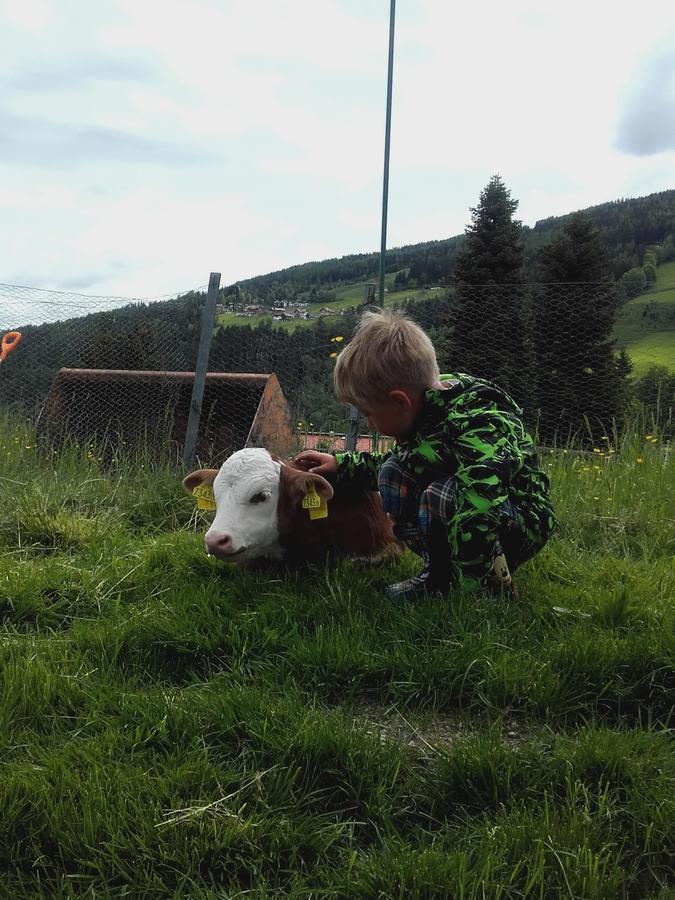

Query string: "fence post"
[182, 272, 221, 469]
[345, 404, 360, 453]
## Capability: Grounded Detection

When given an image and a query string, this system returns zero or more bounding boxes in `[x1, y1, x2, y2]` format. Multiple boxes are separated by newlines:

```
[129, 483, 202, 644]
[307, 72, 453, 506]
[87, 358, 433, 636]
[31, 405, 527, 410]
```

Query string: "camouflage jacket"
[334, 374, 555, 592]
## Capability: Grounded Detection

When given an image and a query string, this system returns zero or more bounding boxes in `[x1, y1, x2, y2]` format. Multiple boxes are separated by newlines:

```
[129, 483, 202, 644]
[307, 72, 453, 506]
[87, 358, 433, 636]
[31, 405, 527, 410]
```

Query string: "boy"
[294, 310, 555, 601]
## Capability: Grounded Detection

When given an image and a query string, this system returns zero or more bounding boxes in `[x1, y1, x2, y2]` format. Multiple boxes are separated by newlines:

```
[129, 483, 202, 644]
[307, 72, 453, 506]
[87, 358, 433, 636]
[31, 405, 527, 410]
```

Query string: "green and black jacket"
[334, 374, 556, 593]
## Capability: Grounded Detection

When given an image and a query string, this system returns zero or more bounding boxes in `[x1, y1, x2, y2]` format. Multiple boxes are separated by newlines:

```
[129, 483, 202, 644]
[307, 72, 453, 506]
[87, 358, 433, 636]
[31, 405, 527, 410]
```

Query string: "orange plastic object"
[0, 331, 22, 363]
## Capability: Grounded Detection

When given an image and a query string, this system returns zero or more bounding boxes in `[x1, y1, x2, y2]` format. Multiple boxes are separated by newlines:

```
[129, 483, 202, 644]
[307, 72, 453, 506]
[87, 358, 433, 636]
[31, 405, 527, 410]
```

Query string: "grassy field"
[1, 419, 673, 897]
[614, 261, 675, 377]
[216, 261, 675, 378]
[215, 279, 437, 333]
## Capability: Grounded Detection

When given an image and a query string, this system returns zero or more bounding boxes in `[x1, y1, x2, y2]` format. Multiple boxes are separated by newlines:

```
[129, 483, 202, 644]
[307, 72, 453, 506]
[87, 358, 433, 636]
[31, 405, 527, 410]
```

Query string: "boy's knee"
[378, 456, 417, 520]
[419, 477, 457, 531]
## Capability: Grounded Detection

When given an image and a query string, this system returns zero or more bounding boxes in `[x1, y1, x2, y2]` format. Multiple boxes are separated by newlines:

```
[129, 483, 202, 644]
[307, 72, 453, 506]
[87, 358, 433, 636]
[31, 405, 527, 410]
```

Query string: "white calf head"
[189, 448, 283, 561]
[183, 447, 333, 563]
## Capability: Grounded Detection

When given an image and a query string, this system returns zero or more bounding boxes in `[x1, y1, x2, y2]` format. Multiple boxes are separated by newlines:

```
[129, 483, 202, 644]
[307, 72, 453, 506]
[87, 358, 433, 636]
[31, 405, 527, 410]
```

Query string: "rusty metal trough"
[39, 368, 296, 464]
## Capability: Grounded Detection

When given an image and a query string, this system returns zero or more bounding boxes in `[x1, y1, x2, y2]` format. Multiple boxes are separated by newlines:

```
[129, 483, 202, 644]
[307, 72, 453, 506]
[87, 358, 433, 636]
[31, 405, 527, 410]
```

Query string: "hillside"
[2, 188, 673, 438]
[613, 260, 675, 376]
[226, 189, 675, 302]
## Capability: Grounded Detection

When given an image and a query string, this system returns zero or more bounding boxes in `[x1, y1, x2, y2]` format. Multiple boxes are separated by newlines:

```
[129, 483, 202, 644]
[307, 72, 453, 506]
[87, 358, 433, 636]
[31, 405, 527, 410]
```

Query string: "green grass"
[625, 331, 675, 376]
[614, 261, 675, 376]
[1, 416, 673, 897]
[215, 279, 439, 332]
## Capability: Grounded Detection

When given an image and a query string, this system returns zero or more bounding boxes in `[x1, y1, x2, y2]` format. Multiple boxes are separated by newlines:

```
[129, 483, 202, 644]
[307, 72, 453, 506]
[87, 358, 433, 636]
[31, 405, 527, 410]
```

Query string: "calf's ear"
[279, 464, 334, 506]
[182, 468, 219, 495]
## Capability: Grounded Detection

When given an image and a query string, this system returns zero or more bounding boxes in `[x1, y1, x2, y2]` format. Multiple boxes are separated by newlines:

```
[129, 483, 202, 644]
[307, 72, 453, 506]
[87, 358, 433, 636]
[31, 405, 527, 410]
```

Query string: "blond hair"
[334, 309, 440, 410]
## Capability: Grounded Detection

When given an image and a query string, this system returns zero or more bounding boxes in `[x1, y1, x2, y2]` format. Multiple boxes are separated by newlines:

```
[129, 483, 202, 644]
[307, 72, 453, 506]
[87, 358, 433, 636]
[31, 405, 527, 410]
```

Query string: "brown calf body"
[183, 457, 401, 563]
[276, 462, 400, 561]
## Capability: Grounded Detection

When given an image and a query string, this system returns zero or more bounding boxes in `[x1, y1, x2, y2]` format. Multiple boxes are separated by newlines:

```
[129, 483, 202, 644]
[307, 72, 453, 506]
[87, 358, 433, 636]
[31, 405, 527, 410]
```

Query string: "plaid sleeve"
[334, 450, 390, 492]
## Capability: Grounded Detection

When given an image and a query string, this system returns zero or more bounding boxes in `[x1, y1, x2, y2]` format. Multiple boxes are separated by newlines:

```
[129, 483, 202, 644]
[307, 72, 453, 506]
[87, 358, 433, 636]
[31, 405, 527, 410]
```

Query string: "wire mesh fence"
[1, 278, 672, 467]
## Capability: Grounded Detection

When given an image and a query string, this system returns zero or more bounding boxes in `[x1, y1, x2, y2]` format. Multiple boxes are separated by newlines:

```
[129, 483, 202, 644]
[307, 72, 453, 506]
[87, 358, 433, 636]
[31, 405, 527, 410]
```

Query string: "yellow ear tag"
[302, 486, 328, 520]
[192, 484, 216, 510]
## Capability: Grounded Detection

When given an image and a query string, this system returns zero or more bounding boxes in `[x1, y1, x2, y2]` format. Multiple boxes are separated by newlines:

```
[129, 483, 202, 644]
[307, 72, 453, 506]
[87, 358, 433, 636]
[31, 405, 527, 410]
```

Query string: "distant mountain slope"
[229, 189, 675, 300]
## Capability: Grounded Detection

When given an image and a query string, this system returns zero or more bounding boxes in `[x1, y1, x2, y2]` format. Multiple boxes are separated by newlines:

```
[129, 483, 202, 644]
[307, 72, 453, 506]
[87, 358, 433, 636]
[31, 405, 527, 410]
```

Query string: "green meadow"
[614, 261, 675, 376]
[215, 280, 436, 332]
[0, 418, 673, 897]
[216, 260, 675, 380]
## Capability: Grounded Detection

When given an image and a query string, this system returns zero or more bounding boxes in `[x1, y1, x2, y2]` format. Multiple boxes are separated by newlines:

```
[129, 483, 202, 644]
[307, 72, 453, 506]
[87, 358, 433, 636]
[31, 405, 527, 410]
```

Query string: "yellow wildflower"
[636, 457, 644, 464]
[329, 352, 337, 358]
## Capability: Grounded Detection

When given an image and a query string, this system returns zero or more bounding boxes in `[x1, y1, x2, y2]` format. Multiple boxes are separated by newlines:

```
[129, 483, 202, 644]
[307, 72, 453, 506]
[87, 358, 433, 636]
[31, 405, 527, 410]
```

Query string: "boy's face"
[362, 389, 421, 439]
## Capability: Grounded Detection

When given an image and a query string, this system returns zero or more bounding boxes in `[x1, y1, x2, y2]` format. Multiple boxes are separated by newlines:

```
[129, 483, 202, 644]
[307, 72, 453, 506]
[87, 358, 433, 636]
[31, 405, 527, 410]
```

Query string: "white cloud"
[615, 38, 675, 155]
[0, 0, 674, 301]
[1, 0, 52, 30]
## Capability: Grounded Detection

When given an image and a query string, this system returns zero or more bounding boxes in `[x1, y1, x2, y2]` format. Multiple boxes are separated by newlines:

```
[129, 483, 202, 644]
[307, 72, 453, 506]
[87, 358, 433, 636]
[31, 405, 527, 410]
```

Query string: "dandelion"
[331, 336, 344, 343]
[636, 457, 644, 464]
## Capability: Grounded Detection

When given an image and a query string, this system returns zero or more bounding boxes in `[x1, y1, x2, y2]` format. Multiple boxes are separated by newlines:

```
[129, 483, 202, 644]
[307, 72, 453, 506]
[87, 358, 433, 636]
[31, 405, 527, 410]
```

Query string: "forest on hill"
[225, 189, 675, 307]
[2, 181, 673, 448]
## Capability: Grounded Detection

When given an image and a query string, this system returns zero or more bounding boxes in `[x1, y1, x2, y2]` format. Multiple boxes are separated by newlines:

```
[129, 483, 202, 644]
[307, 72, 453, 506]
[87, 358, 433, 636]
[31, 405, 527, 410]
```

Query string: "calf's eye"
[249, 491, 271, 505]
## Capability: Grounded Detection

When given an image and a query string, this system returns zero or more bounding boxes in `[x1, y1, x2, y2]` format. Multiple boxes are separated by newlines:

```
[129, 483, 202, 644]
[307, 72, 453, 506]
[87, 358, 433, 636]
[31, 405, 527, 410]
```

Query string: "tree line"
[230, 189, 675, 299]
[1, 181, 672, 443]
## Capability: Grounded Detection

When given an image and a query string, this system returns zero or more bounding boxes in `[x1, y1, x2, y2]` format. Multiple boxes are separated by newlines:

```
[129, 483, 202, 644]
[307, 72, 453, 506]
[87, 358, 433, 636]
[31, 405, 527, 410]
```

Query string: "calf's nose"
[205, 531, 233, 556]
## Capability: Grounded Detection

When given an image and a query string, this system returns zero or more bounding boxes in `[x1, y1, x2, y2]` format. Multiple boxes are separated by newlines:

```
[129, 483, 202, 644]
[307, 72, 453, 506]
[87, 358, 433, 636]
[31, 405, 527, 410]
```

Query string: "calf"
[183, 447, 400, 564]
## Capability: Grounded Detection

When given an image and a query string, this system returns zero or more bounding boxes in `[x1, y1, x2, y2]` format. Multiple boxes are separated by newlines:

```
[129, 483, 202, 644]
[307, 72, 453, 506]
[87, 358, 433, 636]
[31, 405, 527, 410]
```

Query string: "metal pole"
[378, 0, 396, 306]
[345, 404, 360, 453]
[182, 272, 221, 468]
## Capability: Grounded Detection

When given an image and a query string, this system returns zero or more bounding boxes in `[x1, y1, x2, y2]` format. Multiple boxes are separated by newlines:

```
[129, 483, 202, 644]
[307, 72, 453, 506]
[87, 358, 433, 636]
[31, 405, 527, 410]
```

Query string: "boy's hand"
[291, 451, 338, 478]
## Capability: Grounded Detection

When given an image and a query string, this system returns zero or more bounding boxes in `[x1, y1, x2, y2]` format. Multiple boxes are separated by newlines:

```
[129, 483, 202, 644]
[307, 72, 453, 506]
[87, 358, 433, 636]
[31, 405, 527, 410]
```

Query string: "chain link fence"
[1, 278, 672, 466]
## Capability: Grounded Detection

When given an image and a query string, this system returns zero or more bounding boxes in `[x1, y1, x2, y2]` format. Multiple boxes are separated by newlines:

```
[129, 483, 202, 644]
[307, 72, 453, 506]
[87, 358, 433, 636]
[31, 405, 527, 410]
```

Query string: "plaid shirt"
[335, 374, 555, 593]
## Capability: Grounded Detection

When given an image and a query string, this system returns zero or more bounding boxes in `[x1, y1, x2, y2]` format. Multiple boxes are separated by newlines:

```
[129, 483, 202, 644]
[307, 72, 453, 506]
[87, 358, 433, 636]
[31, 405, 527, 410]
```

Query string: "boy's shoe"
[486, 575, 519, 600]
[384, 569, 449, 603]
[488, 546, 518, 599]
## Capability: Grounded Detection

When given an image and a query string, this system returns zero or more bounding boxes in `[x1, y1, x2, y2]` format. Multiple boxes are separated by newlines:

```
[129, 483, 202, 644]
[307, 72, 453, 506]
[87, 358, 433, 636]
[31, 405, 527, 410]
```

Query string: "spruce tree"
[448, 175, 534, 409]
[533, 213, 625, 440]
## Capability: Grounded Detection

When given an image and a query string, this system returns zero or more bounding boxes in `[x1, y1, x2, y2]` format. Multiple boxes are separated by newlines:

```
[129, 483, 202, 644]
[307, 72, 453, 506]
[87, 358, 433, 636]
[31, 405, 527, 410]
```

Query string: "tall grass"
[1, 412, 673, 897]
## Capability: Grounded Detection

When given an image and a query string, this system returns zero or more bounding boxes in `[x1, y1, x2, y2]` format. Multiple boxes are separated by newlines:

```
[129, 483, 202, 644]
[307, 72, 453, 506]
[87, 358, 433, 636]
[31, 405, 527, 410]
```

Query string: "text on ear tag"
[192, 485, 216, 510]
[302, 486, 322, 509]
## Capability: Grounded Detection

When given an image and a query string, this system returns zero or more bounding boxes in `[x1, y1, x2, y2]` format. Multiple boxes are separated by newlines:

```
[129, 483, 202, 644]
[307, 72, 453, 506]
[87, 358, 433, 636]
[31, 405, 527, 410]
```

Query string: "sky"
[1, 0, 675, 302]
